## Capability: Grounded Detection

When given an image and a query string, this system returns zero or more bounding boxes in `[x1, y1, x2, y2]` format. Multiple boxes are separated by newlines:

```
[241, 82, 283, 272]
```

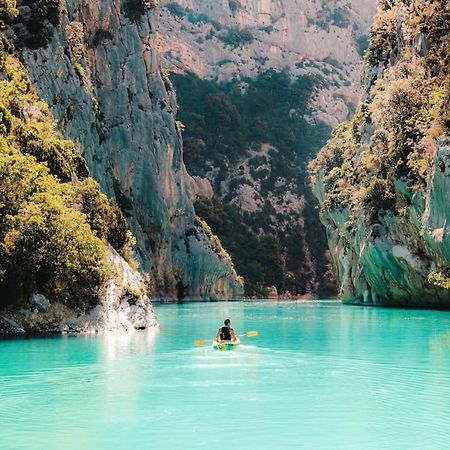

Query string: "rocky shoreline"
[0, 295, 158, 338]
[0, 246, 159, 337]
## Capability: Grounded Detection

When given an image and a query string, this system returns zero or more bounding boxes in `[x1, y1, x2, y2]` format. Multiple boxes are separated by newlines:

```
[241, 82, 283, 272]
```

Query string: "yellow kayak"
[213, 338, 241, 350]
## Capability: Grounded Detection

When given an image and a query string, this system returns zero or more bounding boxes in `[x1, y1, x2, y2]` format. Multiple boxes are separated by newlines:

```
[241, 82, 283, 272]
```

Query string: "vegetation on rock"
[174, 70, 335, 296]
[10, 0, 65, 48]
[0, 0, 17, 29]
[123, 0, 156, 23]
[195, 216, 243, 284]
[310, 0, 450, 222]
[165, 2, 221, 30]
[309, 0, 450, 304]
[0, 41, 135, 308]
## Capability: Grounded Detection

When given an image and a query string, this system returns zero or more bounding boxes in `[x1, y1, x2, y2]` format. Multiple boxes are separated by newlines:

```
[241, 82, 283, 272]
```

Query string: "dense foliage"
[310, 0, 450, 292]
[165, 2, 221, 29]
[9, 0, 65, 48]
[173, 71, 335, 296]
[174, 70, 329, 182]
[310, 0, 450, 221]
[123, 0, 157, 23]
[0, 48, 134, 308]
[0, 0, 17, 29]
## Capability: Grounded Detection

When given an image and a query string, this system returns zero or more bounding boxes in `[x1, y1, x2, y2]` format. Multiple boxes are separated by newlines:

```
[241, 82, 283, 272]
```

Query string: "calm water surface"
[1, 301, 450, 449]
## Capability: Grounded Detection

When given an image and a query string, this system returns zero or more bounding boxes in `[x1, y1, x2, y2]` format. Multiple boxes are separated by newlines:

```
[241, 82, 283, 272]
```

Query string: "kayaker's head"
[224, 318, 231, 327]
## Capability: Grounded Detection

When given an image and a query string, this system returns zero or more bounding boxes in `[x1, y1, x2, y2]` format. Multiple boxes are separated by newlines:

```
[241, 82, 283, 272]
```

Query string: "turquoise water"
[1, 301, 450, 449]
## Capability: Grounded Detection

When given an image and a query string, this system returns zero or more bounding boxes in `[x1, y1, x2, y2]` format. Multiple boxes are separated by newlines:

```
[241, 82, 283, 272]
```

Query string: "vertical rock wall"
[310, 1, 450, 307]
[19, 0, 242, 300]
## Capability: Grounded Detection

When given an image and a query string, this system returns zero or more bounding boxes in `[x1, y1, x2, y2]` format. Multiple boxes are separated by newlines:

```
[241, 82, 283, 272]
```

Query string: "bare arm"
[230, 328, 237, 341]
[216, 328, 221, 342]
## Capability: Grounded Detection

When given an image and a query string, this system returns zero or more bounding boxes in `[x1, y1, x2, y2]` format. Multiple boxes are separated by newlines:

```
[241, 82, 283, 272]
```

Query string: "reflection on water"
[1, 301, 450, 450]
[101, 329, 158, 362]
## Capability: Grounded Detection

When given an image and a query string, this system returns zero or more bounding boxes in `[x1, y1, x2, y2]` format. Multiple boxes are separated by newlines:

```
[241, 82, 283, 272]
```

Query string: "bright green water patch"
[1, 301, 450, 449]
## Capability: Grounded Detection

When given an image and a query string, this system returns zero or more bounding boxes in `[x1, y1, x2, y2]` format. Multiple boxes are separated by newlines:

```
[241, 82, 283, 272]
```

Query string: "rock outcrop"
[15, 0, 243, 300]
[0, 246, 158, 336]
[310, 0, 450, 307]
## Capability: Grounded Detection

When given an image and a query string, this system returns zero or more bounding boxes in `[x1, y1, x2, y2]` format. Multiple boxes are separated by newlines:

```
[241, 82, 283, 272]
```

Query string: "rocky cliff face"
[156, 0, 376, 297]
[310, 0, 450, 307]
[160, 0, 376, 126]
[15, 0, 242, 300]
[0, 245, 158, 336]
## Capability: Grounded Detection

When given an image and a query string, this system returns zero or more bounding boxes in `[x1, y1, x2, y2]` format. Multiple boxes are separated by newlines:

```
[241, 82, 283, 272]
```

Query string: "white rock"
[30, 293, 51, 312]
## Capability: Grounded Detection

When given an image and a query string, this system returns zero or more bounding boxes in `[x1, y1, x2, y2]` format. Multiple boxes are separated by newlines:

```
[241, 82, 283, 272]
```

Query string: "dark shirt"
[219, 326, 233, 341]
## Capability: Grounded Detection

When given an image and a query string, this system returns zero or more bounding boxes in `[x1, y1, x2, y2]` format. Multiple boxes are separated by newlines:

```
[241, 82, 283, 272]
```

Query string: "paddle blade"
[244, 330, 258, 337]
[194, 340, 209, 346]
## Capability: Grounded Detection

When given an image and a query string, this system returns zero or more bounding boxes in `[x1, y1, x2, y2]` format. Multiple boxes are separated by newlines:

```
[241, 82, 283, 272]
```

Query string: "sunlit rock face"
[159, 0, 376, 126]
[0, 246, 158, 336]
[310, 1, 450, 307]
[153, 0, 376, 297]
[17, 0, 242, 300]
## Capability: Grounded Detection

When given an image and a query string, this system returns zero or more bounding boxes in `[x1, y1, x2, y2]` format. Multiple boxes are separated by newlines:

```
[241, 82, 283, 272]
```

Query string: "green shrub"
[0, 103, 12, 135]
[228, 0, 240, 12]
[123, 0, 156, 23]
[17, 123, 79, 182]
[74, 178, 136, 260]
[364, 177, 395, 212]
[0, 145, 106, 307]
[14, 0, 65, 48]
[34, 0, 64, 25]
[93, 29, 114, 46]
[166, 2, 185, 17]
[356, 35, 369, 57]
[165, 3, 221, 29]
[427, 271, 450, 290]
[331, 6, 350, 28]
[0, 47, 135, 308]
[66, 21, 87, 78]
[219, 28, 254, 47]
[0, 0, 18, 29]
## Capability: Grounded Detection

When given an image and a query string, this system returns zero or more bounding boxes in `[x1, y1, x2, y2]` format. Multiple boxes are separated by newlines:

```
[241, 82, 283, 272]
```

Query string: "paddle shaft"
[195, 330, 257, 346]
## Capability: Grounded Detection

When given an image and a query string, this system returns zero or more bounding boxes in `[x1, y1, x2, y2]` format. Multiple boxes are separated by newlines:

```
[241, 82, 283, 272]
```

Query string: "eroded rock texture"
[17, 0, 242, 300]
[310, 0, 450, 307]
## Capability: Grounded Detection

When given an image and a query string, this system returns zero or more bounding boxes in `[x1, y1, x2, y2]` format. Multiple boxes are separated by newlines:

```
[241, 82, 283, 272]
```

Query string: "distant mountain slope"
[160, 0, 376, 126]
[159, 0, 376, 296]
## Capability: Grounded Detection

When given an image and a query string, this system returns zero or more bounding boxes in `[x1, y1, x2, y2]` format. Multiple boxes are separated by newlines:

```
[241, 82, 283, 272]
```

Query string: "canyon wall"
[15, 0, 242, 300]
[157, 0, 376, 296]
[310, 0, 450, 306]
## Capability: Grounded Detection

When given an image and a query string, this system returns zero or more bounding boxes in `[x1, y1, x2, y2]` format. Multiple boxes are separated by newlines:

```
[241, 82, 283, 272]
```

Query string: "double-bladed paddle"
[194, 330, 258, 346]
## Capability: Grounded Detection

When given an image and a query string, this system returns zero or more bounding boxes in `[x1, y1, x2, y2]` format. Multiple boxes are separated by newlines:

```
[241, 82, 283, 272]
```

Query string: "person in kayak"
[215, 318, 237, 342]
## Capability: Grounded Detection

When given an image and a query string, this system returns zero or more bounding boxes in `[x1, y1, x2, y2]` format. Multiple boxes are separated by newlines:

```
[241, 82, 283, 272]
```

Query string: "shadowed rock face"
[310, 1, 450, 307]
[18, 0, 242, 300]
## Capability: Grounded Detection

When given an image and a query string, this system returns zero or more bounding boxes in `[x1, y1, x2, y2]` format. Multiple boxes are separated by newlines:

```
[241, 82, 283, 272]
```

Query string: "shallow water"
[1, 301, 450, 449]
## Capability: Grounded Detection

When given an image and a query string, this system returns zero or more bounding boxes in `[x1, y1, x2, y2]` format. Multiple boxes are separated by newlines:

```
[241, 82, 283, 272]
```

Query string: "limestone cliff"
[310, 0, 450, 306]
[155, 0, 376, 297]
[0, 246, 158, 336]
[160, 0, 376, 126]
[12, 0, 243, 300]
